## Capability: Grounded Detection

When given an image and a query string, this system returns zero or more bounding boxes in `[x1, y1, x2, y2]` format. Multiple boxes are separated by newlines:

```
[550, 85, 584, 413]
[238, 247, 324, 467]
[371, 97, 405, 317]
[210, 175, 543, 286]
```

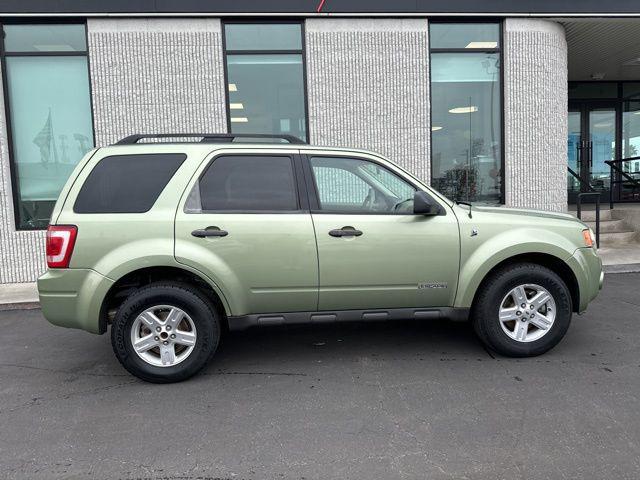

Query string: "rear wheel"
[472, 263, 572, 357]
[111, 282, 220, 383]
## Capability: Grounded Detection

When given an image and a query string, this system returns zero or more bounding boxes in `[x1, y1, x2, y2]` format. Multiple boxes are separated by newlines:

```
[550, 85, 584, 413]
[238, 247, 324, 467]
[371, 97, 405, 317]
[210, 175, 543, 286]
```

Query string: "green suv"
[38, 133, 603, 383]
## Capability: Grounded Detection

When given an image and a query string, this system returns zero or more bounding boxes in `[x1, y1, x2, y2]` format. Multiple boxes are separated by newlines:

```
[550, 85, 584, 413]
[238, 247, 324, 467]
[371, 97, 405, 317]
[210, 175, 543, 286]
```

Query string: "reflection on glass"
[568, 111, 581, 196]
[430, 52, 501, 204]
[6, 56, 94, 229]
[225, 24, 302, 51]
[430, 23, 499, 49]
[589, 109, 615, 193]
[226, 54, 306, 141]
[622, 101, 640, 200]
[3, 24, 86, 52]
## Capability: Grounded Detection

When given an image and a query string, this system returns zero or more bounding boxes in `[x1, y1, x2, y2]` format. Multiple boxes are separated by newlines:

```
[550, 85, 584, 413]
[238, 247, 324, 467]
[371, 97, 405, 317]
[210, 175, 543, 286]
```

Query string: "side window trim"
[186, 152, 309, 214]
[302, 153, 421, 216]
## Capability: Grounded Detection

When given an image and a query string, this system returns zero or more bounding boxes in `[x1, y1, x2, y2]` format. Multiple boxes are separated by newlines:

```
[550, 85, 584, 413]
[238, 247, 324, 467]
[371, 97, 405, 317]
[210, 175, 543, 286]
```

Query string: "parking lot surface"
[1, 273, 639, 480]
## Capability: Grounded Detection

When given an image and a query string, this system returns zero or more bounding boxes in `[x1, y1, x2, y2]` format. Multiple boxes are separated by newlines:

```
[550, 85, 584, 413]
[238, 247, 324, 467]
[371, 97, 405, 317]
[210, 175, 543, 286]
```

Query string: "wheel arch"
[464, 253, 580, 314]
[99, 266, 230, 334]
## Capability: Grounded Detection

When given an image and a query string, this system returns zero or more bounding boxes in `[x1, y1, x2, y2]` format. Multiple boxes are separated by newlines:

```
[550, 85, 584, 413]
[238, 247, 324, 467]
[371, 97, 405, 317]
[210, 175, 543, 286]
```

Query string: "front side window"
[223, 23, 307, 142]
[310, 156, 416, 214]
[190, 155, 299, 212]
[2, 23, 94, 229]
[430, 23, 502, 204]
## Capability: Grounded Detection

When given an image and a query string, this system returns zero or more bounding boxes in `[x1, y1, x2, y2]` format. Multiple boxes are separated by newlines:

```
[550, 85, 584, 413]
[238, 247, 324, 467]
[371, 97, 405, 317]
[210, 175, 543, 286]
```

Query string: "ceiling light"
[228, 83, 237, 92]
[465, 41, 497, 49]
[593, 122, 612, 128]
[432, 126, 443, 131]
[230, 117, 248, 123]
[449, 106, 478, 114]
[590, 72, 606, 80]
[230, 103, 244, 110]
[623, 57, 640, 66]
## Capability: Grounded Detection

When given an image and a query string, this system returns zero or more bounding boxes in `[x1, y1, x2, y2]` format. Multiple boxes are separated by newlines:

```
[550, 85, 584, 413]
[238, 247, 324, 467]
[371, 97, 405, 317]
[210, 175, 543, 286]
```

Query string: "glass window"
[623, 101, 640, 159]
[568, 82, 618, 100]
[430, 50, 502, 203]
[223, 24, 307, 141]
[74, 154, 186, 214]
[224, 24, 302, 51]
[430, 23, 499, 49]
[623, 83, 640, 99]
[310, 157, 416, 214]
[3, 24, 92, 229]
[3, 24, 87, 52]
[195, 156, 298, 212]
[4, 39, 95, 228]
[621, 101, 640, 201]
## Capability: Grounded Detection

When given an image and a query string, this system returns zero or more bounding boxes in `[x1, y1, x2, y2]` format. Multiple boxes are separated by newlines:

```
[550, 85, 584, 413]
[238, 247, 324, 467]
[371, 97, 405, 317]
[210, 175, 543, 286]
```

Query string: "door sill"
[228, 307, 470, 331]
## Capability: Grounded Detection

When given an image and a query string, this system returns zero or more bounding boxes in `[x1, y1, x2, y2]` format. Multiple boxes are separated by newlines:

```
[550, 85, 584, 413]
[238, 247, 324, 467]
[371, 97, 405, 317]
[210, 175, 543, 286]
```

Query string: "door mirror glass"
[413, 191, 440, 215]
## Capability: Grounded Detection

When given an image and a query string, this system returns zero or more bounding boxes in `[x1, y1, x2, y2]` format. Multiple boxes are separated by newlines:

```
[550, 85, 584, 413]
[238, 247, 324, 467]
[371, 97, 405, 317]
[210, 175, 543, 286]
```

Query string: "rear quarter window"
[73, 153, 187, 213]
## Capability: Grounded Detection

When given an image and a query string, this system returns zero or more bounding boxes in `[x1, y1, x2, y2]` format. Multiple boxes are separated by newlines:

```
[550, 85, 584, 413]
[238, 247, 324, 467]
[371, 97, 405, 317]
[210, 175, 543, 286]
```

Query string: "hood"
[470, 206, 583, 224]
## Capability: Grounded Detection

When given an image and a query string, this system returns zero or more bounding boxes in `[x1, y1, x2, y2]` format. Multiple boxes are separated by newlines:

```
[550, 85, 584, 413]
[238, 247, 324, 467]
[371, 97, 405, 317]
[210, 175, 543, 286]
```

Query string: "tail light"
[46, 225, 77, 268]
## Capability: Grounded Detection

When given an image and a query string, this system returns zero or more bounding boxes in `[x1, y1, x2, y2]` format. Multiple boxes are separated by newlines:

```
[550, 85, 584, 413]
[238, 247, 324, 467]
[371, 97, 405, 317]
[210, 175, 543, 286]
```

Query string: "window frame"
[221, 19, 310, 143]
[186, 152, 309, 215]
[0, 18, 96, 230]
[428, 19, 505, 205]
[301, 153, 441, 216]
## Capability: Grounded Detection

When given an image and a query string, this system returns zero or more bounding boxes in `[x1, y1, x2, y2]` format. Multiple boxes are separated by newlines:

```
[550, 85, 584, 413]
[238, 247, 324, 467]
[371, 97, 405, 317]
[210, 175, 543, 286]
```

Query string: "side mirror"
[413, 191, 440, 216]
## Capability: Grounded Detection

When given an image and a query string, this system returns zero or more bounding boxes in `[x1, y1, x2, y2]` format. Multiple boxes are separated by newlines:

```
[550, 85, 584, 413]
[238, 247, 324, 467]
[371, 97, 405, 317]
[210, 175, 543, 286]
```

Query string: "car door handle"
[329, 227, 363, 238]
[191, 228, 228, 238]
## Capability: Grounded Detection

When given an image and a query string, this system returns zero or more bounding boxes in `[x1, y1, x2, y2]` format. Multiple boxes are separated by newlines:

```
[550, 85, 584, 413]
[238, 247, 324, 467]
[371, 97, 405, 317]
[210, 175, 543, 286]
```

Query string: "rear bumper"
[37, 268, 113, 334]
[567, 247, 603, 313]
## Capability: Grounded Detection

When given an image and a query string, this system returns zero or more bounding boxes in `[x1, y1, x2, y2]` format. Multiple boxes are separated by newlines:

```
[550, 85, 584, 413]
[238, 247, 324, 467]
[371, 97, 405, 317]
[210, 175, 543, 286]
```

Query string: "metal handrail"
[568, 166, 596, 192]
[605, 156, 640, 209]
[568, 166, 601, 248]
[576, 192, 600, 248]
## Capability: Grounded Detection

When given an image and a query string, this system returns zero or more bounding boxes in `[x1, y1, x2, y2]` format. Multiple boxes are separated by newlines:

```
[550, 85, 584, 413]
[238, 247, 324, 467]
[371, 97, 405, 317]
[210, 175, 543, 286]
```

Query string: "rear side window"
[73, 153, 186, 213]
[189, 155, 298, 212]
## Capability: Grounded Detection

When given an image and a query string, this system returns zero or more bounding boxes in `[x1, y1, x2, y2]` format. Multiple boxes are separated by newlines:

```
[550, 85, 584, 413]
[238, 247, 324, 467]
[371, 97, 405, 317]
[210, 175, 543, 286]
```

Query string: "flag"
[33, 109, 55, 166]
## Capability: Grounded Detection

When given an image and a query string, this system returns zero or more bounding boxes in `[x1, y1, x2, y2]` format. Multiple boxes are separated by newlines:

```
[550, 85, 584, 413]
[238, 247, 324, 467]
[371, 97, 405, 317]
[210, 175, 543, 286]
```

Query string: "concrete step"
[571, 209, 612, 222]
[598, 231, 638, 248]
[585, 219, 632, 233]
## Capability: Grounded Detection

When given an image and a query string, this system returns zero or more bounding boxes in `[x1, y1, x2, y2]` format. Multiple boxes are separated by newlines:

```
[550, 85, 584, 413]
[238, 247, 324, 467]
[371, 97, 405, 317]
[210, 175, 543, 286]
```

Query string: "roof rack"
[114, 133, 306, 145]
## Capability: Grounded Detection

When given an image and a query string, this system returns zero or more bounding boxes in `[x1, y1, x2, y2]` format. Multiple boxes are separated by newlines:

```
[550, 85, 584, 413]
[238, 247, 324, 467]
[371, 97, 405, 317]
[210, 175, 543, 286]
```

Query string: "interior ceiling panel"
[562, 19, 640, 81]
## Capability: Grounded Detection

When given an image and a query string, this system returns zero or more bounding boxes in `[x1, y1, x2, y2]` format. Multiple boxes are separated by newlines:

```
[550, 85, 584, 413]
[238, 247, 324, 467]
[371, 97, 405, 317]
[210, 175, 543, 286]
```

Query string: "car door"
[174, 149, 318, 316]
[302, 151, 460, 311]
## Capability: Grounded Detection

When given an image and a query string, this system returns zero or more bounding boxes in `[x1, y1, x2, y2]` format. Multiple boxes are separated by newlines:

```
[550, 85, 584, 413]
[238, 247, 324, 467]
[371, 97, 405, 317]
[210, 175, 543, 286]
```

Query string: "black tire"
[471, 263, 572, 357]
[111, 282, 220, 383]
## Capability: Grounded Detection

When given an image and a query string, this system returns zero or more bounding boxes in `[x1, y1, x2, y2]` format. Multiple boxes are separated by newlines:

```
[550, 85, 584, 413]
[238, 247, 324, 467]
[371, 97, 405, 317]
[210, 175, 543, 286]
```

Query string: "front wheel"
[111, 282, 220, 383]
[472, 263, 572, 357]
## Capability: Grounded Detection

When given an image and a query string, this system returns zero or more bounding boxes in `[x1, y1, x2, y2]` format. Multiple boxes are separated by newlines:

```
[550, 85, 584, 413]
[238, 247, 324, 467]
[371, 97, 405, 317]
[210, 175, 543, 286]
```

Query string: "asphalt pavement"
[1, 273, 639, 480]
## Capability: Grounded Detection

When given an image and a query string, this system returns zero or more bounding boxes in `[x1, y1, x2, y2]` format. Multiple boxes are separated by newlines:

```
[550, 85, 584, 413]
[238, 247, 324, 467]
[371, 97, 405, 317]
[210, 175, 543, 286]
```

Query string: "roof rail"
[114, 133, 306, 145]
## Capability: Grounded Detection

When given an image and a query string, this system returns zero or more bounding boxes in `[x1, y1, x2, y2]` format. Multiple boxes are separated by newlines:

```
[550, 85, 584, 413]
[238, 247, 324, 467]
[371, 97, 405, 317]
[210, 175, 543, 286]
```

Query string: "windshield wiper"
[456, 201, 473, 219]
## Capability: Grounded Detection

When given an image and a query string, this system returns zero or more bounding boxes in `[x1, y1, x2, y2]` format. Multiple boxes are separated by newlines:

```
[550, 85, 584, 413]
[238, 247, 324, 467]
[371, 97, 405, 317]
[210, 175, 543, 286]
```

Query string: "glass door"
[588, 106, 616, 195]
[568, 102, 618, 204]
[567, 109, 582, 203]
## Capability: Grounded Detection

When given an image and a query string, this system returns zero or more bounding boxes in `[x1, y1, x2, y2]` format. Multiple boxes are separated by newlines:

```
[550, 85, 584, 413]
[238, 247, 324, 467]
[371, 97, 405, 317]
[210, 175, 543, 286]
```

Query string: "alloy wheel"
[498, 284, 556, 343]
[130, 305, 197, 367]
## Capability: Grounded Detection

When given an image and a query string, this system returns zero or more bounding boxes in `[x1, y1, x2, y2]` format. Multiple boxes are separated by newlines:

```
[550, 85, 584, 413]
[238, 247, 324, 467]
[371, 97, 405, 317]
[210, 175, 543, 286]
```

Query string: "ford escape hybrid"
[38, 133, 603, 383]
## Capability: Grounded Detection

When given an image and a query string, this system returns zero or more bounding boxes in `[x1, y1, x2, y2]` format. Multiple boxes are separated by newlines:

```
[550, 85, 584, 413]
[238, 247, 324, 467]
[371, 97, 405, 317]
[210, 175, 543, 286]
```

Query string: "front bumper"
[37, 268, 114, 334]
[567, 247, 603, 312]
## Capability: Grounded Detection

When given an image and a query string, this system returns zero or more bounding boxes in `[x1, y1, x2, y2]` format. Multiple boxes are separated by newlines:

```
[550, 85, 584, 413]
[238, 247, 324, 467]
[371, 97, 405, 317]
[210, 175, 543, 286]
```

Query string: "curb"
[603, 263, 640, 274]
[0, 302, 40, 312]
